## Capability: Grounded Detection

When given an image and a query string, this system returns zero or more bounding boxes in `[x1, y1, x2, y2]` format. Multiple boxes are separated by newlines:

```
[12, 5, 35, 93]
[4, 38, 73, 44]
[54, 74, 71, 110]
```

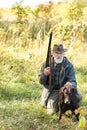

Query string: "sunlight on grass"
[0, 39, 87, 130]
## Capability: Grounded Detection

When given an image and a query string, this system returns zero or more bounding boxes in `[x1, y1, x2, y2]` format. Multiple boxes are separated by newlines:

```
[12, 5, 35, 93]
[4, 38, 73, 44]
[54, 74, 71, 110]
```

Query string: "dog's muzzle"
[64, 99, 71, 104]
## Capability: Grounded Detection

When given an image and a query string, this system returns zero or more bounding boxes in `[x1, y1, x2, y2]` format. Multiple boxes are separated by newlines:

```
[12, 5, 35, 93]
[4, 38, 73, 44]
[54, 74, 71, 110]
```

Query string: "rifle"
[46, 32, 53, 90]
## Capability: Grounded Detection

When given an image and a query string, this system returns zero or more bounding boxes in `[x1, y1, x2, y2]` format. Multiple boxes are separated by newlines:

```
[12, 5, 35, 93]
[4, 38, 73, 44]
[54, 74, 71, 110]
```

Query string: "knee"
[47, 108, 55, 115]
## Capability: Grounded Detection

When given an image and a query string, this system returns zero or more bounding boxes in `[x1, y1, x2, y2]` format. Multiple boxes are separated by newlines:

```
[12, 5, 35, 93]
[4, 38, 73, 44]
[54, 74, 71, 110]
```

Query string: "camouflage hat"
[53, 44, 67, 53]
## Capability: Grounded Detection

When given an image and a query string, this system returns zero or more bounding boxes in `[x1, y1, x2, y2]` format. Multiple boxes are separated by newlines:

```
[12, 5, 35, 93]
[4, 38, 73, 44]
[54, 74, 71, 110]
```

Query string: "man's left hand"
[64, 82, 72, 87]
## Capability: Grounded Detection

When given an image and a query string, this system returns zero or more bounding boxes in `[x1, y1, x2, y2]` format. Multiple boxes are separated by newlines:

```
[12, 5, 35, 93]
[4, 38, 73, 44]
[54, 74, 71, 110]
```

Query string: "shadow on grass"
[0, 82, 42, 101]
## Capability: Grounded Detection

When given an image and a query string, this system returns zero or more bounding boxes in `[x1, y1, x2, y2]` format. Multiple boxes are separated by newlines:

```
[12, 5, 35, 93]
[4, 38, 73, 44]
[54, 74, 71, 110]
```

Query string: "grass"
[0, 82, 84, 130]
[0, 43, 87, 130]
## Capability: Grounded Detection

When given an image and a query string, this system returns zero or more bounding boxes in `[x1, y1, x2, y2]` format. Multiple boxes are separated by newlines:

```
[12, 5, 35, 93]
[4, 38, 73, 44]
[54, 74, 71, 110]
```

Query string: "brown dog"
[58, 84, 79, 121]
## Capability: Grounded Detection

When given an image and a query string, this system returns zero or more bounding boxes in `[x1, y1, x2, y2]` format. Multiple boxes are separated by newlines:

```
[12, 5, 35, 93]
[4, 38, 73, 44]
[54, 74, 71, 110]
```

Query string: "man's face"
[53, 52, 64, 64]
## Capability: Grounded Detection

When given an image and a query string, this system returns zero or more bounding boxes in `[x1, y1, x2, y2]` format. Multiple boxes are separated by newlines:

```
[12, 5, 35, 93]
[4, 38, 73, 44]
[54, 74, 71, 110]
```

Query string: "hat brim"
[53, 49, 67, 53]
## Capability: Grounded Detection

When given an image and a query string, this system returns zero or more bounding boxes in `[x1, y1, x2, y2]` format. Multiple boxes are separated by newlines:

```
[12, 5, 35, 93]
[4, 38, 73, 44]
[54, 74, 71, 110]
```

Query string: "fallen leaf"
[78, 116, 86, 128]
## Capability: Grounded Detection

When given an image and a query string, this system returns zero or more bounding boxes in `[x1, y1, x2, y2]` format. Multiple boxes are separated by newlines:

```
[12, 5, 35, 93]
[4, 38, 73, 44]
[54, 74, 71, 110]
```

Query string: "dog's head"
[59, 85, 77, 104]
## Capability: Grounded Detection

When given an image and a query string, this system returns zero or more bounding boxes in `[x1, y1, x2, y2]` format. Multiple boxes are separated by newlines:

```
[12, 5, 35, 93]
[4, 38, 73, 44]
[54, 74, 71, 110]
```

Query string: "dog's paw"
[58, 118, 66, 123]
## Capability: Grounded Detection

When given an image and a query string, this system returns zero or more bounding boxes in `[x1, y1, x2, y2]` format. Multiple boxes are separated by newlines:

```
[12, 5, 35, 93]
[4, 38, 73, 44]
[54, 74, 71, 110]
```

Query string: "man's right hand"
[44, 67, 51, 76]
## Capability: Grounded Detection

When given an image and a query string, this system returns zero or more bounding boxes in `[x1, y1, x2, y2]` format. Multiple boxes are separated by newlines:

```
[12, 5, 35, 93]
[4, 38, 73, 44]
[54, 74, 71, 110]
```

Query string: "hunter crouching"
[39, 44, 82, 115]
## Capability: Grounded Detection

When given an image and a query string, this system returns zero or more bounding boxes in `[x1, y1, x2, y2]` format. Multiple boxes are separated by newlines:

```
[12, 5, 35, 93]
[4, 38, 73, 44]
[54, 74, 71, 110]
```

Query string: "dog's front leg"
[58, 103, 62, 121]
[72, 111, 79, 121]
[75, 113, 80, 121]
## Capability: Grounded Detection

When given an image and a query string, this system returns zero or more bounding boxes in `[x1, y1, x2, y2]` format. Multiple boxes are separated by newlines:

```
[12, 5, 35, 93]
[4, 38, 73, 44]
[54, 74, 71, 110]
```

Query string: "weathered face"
[53, 52, 64, 64]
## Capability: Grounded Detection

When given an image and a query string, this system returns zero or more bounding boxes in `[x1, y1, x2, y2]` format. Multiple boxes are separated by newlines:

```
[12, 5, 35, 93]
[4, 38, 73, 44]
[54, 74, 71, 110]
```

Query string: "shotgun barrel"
[46, 32, 53, 90]
[46, 32, 52, 67]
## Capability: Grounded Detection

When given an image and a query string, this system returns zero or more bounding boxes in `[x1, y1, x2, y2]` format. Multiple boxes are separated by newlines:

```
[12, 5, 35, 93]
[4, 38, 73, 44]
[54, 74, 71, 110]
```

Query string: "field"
[0, 42, 87, 130]
[0, 0, 87, 129]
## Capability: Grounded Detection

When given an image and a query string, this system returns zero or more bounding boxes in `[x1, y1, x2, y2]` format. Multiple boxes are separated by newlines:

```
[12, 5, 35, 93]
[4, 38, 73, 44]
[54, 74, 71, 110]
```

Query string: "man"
[39, 44, 82, 115]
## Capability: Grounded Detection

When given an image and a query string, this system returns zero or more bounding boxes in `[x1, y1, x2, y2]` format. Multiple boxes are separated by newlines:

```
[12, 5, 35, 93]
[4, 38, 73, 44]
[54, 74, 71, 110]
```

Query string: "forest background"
[0, 0, 87, 129]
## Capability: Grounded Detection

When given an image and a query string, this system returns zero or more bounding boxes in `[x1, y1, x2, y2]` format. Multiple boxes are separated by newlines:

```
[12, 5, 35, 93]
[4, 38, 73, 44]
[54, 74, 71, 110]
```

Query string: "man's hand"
[65, 82, 72, 87]
[44, 67, 51, 76]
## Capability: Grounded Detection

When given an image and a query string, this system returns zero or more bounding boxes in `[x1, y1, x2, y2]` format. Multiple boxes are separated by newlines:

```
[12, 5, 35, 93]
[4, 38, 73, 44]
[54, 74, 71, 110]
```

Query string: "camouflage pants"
[41, 87, 82, 115]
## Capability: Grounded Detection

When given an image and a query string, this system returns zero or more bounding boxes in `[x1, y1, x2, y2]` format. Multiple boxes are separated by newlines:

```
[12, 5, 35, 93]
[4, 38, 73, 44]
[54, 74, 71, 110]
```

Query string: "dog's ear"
[59, 87, 65, 102]
[71, 87, 78, 104]
[71, 87, 77, 94]
[59, 86, 65, 95]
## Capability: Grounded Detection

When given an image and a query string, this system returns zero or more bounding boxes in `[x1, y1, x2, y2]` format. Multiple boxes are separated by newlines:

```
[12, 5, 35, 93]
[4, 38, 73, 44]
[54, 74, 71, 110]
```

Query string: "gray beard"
[54, 57, 63, 64]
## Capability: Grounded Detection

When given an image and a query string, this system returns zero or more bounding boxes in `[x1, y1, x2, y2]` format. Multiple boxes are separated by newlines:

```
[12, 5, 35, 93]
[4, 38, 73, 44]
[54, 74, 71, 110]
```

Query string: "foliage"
[0, 39, 87, 130]
[12, 5, 30, 23]
[0, 0, 87, 46]
[0, 0, 87, 129]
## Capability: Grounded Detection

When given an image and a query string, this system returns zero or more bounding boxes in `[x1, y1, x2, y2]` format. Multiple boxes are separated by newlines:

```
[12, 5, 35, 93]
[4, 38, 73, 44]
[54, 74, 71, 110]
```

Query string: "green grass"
[0, 73, 87, 130]
[0, 43, 87, 130]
